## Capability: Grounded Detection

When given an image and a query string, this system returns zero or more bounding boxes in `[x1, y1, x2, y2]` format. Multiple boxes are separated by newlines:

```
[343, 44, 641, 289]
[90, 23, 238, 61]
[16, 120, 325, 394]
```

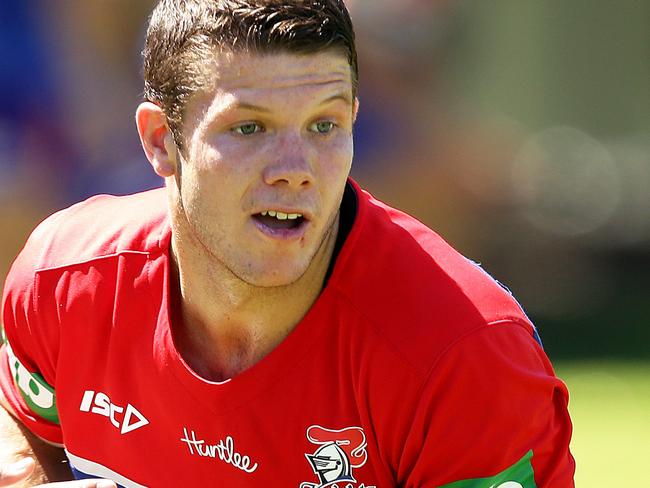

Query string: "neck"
[169, 212, 340, 382]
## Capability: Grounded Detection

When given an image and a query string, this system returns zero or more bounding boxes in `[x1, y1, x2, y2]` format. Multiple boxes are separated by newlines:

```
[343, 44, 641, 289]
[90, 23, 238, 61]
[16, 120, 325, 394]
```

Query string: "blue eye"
[234, 123, 263, 135]
[311, 121, 336, 134]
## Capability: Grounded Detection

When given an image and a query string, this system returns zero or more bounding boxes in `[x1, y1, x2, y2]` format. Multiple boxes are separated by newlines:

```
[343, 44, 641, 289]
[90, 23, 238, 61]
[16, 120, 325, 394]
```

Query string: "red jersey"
[0, 179, 574, 487]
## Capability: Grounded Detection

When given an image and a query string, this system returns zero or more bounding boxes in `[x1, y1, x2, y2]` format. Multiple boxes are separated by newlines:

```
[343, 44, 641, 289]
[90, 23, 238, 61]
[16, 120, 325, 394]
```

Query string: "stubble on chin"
[167, 175, 344, 293]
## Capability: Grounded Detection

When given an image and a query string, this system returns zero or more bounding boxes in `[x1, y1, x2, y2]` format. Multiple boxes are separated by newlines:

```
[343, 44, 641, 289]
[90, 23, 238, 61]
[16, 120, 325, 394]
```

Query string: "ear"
[135, 102, 178, 178]
[352, 97, 360, 124]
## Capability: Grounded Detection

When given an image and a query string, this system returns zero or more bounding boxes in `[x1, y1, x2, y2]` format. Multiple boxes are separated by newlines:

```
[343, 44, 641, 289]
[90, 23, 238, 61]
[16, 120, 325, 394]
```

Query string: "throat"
[180, 325, 264, 382]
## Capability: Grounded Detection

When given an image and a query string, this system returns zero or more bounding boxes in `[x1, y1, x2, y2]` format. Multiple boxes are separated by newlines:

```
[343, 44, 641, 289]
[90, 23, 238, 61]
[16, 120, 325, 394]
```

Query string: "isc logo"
[79, 390, 149, 435]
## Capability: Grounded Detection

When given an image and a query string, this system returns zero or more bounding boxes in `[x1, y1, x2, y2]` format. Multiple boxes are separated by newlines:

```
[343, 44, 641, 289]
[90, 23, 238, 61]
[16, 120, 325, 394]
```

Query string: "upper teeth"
[261, 210, 303, 220]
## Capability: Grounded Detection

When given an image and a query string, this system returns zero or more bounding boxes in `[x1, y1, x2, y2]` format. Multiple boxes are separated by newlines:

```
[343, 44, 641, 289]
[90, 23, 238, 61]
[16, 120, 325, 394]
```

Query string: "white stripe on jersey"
[65, 450, 148, 488]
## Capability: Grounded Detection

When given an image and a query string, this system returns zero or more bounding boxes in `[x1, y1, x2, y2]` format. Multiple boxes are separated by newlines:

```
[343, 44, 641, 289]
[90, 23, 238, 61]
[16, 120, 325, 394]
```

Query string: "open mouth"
[252, 210, 307, 232]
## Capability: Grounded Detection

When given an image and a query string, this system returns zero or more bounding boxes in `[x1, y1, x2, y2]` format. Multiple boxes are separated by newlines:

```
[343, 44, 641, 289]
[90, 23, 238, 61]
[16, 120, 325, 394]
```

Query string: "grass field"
[556, 361, 650, 486]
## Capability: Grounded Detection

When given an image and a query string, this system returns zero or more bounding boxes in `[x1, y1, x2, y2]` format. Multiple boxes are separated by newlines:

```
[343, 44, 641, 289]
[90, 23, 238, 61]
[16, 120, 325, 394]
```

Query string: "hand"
[0, 458, 116, 488]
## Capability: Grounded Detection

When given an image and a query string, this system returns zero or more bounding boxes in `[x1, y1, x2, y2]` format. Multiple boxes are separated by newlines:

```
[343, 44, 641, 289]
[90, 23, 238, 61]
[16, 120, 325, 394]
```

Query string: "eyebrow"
[231, 92, 353, 114]
[233, 102, 271, 113]
[318, 93, 353, 107]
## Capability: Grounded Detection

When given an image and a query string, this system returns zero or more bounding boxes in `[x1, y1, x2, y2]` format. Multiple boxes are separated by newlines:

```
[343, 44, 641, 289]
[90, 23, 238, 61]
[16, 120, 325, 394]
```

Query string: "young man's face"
[174, 50, 357, 287]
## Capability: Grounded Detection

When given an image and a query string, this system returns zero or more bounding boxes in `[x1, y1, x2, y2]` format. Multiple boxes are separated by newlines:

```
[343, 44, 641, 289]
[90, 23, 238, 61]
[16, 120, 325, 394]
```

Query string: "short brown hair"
[142, 0, 358, 151]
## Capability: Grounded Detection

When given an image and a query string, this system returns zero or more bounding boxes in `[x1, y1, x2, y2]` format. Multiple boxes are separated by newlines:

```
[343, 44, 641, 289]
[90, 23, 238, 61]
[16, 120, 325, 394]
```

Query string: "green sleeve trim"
[5, 341, 60, 425]
[439, 450, 536, 488]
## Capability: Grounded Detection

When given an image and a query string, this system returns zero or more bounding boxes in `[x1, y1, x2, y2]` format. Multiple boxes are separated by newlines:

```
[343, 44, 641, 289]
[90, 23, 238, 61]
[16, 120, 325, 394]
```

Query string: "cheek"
[314, 138, 352, 213]
[199, 136, 268, 180]
[187, 140, 254, 188]
[188, 141, 224, 171]
[318, 135, 354, 178]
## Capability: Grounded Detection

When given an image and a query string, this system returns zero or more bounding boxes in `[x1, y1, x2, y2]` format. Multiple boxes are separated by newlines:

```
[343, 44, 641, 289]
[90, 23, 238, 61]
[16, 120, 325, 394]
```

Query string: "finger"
[0, 457, 35, 486]
[34, 479, 117, 488]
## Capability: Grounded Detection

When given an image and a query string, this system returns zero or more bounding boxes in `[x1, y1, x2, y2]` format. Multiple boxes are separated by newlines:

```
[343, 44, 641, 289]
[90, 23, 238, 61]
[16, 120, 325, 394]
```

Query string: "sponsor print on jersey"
[300, 425, 376, 488]
[439, 450, 536, 488]
[5, 341, 59, 424]
[79, 390, 149, 435]
[180, 427, 259, 474]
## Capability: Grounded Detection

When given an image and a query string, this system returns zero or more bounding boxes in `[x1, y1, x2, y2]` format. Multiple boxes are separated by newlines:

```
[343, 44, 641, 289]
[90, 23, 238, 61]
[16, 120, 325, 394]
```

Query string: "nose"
[262, 132, 315, 188]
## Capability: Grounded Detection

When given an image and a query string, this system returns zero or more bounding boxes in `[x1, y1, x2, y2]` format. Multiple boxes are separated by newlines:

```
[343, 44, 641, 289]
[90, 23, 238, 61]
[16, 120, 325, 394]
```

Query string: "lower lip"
[252, 217, 309, 241]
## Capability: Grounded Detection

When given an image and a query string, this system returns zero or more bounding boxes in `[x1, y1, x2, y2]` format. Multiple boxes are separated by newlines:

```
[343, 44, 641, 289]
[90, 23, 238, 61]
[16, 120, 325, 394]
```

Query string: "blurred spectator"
[0, 0, 77, 280]
[0, 0, 77, 202]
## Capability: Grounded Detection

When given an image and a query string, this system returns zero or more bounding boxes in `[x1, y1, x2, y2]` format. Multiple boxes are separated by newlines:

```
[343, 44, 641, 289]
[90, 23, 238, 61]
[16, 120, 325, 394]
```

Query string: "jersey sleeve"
[0, 237, 64, 446]
[398, 321, 575, 488]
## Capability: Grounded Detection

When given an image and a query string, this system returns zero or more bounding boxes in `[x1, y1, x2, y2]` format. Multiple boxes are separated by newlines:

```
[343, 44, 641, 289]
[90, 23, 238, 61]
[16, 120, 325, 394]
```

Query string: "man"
[0, 0, 575, 486]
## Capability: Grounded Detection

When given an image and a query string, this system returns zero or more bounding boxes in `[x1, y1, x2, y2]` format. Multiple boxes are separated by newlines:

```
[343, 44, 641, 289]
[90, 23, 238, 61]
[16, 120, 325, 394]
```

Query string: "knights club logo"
[299, 425, 376, 488]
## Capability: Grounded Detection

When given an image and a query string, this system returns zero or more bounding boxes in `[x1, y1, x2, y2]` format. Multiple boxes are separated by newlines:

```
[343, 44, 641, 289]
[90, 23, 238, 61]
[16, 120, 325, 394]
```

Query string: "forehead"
[199, 49, 353, 100]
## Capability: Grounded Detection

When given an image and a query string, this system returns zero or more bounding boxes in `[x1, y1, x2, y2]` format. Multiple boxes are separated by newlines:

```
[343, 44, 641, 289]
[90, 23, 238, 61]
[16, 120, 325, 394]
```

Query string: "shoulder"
[17, 188, 169, 272]
[330, 180, 538, 377]
[3, 188, 169, 308]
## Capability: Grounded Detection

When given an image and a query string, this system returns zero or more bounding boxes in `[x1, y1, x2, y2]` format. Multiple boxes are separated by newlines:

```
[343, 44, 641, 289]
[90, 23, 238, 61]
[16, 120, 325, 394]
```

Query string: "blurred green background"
[1, 1, 648, 485]
[557, 361, 649, 486]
